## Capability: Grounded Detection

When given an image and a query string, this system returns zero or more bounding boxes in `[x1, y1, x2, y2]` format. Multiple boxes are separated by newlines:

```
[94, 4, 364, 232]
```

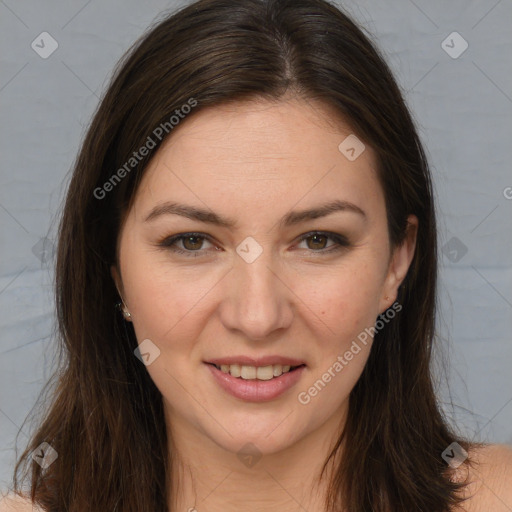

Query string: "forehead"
[132, 97, 383, 220]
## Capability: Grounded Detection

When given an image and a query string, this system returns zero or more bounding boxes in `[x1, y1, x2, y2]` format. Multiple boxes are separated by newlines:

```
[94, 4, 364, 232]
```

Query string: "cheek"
[296, 274, 376, 412]
[293, 262, 384, 339]
[123, 264, 220, 344]
[292, 262, 383, 405]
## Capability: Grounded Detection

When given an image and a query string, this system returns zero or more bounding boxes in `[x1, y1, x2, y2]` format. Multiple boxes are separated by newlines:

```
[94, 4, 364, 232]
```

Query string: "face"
[112, 97, 417, 457]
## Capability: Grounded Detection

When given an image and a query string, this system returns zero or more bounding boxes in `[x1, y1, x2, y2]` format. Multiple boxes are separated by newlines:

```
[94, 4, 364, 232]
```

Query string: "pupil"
[309, 234, 326, 250]
[184, 236, 202, 250]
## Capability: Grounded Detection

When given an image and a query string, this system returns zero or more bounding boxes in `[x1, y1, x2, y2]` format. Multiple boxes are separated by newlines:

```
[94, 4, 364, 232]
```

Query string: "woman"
[1, 0, 511, 510]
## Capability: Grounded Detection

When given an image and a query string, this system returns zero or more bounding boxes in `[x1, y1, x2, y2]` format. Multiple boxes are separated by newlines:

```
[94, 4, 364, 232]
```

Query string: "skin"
[110, 96, 418, 511]
[0, 100, 511, 512]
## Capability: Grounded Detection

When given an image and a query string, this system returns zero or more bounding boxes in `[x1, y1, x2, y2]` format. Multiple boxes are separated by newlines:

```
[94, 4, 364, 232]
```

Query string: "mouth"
[204, 362, 307, 402]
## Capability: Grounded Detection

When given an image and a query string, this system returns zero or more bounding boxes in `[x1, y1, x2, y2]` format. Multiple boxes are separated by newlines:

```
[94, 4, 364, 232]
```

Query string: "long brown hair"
[10, 0, 476, 510]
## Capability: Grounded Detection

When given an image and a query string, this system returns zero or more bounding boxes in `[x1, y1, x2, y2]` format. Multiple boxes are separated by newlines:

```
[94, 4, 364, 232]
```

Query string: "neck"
[165, 404, 346, 512]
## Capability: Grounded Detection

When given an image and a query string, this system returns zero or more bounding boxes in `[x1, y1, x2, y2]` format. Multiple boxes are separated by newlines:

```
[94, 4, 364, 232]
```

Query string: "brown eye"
[296, 231, 350, 253]
[158, 233, 215, 257]
[305, 233, 329, 250]
[181, 235, 205, 251]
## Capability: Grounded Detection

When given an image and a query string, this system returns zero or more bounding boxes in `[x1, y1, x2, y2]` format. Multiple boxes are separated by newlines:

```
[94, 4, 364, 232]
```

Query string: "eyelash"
[157, 231, 350, 258]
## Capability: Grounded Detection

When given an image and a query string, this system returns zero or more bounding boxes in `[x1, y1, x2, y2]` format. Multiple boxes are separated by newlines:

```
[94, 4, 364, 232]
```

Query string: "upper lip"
[205, 356, 306, 367]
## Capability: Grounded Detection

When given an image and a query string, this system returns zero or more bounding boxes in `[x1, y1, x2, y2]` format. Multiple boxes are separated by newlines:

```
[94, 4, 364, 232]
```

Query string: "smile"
[205, 362, 306, 402]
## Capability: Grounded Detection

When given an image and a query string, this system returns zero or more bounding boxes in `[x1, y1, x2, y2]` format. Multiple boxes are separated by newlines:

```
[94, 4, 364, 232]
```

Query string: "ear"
[111, 265, 123, 300]
[379, 214, 418, 314]
[111, 265, 133, 321]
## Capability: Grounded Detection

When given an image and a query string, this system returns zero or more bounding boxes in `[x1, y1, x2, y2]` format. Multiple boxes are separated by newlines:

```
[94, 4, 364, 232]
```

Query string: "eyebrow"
[144, 199, 367, 227]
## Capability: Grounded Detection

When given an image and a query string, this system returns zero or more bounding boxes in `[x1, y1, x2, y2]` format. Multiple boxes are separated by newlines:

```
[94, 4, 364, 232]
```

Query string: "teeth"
[241, 365, 257, 379]
[228, 364, 241, 377]
[217, 363, 297, 380]
[256, 366, 274, 380]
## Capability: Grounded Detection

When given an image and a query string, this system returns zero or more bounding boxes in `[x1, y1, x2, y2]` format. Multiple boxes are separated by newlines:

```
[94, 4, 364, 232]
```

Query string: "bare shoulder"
[0, 493, 44, 512]
[455, 443, 512, 512]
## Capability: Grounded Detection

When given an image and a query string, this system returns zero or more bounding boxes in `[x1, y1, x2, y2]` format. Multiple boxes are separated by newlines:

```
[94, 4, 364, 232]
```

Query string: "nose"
[218, 249, 294, 341]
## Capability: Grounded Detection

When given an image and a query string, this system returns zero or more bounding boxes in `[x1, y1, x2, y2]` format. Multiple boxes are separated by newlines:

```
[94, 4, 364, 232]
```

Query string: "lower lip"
[205, 363, 306, 402]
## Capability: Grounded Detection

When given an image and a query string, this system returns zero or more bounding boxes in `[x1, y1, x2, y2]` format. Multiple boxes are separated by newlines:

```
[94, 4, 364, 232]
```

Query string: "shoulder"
[0, 493, 45, 512]
[454, 443, 512, 512]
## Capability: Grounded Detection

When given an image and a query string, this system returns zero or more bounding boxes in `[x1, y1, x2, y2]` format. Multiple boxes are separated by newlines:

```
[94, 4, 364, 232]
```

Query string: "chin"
[202, 417, 304, 456]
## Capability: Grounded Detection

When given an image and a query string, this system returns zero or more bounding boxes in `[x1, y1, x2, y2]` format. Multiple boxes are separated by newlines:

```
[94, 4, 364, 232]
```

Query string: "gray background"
[1, 0, 511, 491]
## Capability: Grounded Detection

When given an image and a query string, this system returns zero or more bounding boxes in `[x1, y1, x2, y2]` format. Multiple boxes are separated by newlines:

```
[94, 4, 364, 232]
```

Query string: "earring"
[116, 301, 131, 320]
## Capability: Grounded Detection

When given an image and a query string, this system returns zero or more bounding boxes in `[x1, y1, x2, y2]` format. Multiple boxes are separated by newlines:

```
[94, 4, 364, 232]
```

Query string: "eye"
[296, 231, 350, 253]
[158, 232, 215, 257]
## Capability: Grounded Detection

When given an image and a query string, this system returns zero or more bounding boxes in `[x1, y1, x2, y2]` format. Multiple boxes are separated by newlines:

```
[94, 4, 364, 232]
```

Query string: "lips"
[206, 362, 306, 402]
[203, 355, 307, 401]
